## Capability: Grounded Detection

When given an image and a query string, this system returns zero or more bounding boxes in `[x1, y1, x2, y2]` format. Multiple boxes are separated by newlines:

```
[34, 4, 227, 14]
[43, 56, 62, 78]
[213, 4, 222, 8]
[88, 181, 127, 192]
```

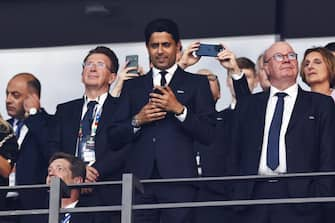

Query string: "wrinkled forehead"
[49, 158, 70, 170]
[265, 42, 295, 58]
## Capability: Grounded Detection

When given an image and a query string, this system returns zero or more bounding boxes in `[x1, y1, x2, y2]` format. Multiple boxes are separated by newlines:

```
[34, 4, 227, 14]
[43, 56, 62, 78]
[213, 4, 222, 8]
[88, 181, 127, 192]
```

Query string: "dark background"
[0, 0, 334, 49]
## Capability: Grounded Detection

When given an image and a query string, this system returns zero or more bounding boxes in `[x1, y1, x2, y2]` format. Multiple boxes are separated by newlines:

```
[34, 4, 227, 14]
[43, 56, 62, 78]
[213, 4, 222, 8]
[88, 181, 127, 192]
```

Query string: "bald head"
[6, 73, 41, 119]
[263, 41, 298, 90]
[10, 73, 41, 98]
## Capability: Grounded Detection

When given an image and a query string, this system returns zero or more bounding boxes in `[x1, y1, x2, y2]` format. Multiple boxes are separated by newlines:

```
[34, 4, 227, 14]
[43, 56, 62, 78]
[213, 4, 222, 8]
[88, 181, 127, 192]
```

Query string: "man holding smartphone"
[109, 18, 215, 223]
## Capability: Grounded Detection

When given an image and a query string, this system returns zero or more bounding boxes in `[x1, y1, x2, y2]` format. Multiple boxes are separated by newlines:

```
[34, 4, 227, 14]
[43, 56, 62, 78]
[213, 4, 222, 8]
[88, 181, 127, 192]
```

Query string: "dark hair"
[83, 46, 119, 73]
[144, 18, 180, 45]
[325, 42, 335, 52]
[236, 57, 256, 76]
[12, 73, 41, 98]
[49, 152, 86, 179]
[300, 47, 335, 88]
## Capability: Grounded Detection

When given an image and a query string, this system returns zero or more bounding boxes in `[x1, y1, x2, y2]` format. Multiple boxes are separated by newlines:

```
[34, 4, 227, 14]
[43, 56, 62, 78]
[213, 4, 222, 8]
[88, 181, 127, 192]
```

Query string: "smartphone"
[196, 44, 223, 57]
[125, 55, 138, 74]
[152, 87, 164, 95]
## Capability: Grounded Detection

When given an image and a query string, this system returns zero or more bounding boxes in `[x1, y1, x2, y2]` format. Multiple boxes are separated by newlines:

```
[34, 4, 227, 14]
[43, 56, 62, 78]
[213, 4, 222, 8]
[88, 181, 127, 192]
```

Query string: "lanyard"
[78, 106, 102, 139]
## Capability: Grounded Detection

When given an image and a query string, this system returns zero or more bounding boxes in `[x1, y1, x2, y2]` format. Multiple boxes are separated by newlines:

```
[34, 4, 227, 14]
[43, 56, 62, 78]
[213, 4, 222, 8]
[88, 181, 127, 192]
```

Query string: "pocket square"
[177, 90, 184, 94]
[308, 115, 315, 120]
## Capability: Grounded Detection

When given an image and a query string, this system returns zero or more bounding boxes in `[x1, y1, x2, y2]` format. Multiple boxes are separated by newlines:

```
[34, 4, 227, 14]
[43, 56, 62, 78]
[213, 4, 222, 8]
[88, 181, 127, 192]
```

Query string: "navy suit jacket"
[109, 66, 216, 179]
[194, 74, 251, 196]
[49, 94, 125, 180]
[8, 109, 53, 210]
[230, 87, 335, 200]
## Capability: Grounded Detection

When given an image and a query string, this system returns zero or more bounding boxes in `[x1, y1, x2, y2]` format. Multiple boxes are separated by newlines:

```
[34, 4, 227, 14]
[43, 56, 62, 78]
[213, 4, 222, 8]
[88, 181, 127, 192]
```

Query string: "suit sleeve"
[179, 76, 216, 145]
[108, 81, 140, 149]
[315, 97, 335, 196]
[233, 74, 251, 101]
[25, 109, 55, 161]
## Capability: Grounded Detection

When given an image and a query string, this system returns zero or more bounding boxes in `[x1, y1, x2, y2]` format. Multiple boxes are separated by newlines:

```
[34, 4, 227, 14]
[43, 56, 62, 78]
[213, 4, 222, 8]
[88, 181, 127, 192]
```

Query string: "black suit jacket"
[67, 199, 110, 223]
[109, 66, 216, 179]
[49, 94, 125, 180]
[8, 109, 53, 209]
[194, 74, 251, 200]
[49, 94, 127, 209]
[231, 87, 335, 200]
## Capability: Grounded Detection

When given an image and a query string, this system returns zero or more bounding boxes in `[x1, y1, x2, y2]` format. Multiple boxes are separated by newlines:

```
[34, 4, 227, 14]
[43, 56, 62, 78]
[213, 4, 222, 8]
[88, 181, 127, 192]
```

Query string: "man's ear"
[177, 41, 182, 51]
[108, 73, 117, 85]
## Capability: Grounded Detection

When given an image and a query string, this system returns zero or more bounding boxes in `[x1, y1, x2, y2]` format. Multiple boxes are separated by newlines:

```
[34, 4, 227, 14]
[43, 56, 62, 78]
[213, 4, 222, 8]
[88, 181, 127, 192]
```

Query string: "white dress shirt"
[75, 92, 108, 157]
[258, 84, 298, 175]
[81, 92, 108, 120]
[152, 64, 187, 121]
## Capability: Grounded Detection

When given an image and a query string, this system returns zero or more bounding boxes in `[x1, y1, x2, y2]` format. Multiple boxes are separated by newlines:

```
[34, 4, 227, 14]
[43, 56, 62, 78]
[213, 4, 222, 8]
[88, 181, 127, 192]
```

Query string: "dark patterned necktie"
[160, 70, 168, 86]
[266, 92, 287, 170]
[82, 101, 98, 137]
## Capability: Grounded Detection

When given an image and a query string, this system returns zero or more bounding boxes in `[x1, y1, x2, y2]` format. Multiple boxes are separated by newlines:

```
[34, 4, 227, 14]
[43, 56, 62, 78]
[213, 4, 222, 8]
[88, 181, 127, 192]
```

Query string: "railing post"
[121, 174, 135, 223]
[48, 176, 61, 223]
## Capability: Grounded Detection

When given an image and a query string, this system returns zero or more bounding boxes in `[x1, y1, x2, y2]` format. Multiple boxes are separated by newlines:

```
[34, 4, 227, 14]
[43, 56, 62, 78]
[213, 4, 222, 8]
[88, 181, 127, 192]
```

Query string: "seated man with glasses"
[228, 41, 335, 223]
[49, 46, 126, 223]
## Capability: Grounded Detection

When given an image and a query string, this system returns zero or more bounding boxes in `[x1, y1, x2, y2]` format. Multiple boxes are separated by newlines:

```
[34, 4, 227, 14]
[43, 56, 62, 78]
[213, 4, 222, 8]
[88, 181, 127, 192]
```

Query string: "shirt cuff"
[175, 106, 187, 122]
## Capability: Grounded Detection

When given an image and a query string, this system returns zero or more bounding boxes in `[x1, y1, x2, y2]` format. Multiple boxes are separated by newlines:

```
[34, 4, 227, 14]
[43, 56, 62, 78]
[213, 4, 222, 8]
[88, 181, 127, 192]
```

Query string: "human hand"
[149, 86, 184, 114]
[134, 100, 167, 126]
[178, 41, 201, 69]
[23, 93, 40, 113]
[216, 44, 241, 75]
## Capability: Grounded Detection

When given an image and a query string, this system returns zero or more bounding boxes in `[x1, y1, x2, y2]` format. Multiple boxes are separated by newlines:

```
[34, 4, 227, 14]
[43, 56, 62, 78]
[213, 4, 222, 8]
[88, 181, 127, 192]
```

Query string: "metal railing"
[1, 171, 335, 223]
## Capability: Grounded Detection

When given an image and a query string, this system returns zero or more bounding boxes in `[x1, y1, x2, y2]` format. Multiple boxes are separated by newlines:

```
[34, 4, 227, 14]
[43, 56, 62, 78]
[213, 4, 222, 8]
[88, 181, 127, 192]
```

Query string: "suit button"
[152, 137, 156, 142]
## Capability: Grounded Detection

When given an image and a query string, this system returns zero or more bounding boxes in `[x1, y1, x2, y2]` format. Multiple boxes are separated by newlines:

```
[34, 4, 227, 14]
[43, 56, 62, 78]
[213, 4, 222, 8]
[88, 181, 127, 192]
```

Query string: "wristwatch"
[131, 116, 140, 128]
[29, 108, 38, 115]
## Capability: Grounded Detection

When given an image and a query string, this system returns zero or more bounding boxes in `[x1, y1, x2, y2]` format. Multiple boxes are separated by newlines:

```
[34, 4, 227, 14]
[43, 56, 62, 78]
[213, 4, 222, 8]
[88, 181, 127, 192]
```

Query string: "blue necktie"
[14, 120, 24, 138]
[60, 213, 71, 223]
[82, 101, 98, 137]
[160, 70, 167, 86]
[266, 92, 287, 170]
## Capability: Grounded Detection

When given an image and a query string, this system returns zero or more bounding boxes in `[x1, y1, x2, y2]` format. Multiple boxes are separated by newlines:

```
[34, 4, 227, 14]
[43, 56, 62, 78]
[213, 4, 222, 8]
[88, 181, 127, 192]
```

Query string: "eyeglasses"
[83, 61, 110, 70]
[264, 52, 298, 63]
[207, 74, 218, 81]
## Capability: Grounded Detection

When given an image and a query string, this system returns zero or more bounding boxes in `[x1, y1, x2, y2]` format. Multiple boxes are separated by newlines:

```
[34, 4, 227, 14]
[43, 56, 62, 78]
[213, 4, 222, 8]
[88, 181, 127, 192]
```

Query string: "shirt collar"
[152, 63, 178, 77]
[84, 92, 109, 105]
[269, 83, 298, 98]
[64, 200, 79, 209]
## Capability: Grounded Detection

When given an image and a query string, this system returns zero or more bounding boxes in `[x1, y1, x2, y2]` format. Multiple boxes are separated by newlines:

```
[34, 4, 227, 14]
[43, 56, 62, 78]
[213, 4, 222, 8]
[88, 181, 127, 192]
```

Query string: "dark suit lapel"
[68, 99, 84, 154]
[255, 91, 269, 149]
[168, 66, 184, 92]
[286, 87, 306, 134]
[96, 94, 115, 136]
[144, 69, 154, 93]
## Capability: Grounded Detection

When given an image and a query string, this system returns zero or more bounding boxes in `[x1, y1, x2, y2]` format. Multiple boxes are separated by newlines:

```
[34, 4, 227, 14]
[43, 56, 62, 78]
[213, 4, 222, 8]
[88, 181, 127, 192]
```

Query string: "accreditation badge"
[81, 136, 96, 163]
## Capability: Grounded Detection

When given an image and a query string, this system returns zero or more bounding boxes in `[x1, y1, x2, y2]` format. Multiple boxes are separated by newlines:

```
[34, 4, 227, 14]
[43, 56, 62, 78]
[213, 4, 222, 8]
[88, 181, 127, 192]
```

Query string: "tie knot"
[159, 70, 168, 86]
[14, 120, 24, 137]
[159, 70, 167, 76]
[87, 101, 97, 109]
[275, 92, 287, 98]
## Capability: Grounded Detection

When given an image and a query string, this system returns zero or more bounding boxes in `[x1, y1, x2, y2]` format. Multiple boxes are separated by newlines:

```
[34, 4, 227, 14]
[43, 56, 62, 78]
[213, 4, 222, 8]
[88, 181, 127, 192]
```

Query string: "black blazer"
[8, 109, 53, 212]
[49, 94, 125, 180]
[230, 87, 335, 200]
[109, 66, 216, 179]
[48, 94, 128, 210]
